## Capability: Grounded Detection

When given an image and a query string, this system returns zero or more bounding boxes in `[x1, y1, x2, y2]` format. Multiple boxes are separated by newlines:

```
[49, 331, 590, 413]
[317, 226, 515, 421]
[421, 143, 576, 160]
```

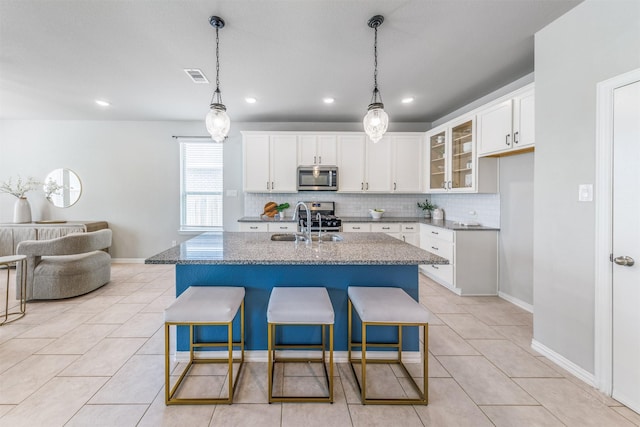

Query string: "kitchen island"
[146, 231, 447, 355]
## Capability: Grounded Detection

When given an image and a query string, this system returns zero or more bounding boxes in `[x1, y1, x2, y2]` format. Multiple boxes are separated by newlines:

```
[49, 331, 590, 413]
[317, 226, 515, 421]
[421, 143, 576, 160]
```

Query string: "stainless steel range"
[295, 201, 342, 232]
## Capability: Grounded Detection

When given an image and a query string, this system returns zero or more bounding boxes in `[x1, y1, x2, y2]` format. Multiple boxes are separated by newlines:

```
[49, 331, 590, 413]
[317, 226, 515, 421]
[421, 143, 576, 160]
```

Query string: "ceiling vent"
[184, 68, 209, 84]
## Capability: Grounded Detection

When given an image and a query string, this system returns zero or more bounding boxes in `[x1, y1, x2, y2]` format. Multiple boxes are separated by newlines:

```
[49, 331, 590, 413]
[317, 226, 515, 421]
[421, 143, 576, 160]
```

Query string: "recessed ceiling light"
[245, 97, 257, 104]
[323, 98, 335, 104]
[95, 100, 110, 107]
[401, 97, 415, 104]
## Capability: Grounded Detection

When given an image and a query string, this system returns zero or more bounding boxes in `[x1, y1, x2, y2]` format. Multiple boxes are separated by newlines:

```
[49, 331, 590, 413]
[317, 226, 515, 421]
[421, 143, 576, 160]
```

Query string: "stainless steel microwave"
[297, 166, 338, 191]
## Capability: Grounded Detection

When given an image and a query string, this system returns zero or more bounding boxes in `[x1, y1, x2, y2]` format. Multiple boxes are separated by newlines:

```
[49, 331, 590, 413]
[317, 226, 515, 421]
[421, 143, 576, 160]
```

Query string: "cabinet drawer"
[239, 223, 268, 232]
[402, 223, 418, 233]
[371, 223, 401, 233]
[424, 263, 453, 284]
[267, 223, 297, 232]
[343, 223, 370, 232]
[423, 236, 454, 261]
[422, 224, 454, 242]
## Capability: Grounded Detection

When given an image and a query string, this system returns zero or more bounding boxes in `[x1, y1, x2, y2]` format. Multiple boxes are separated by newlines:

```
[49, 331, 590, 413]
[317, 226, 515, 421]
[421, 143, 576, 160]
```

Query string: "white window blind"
[179, 138, 223, 231]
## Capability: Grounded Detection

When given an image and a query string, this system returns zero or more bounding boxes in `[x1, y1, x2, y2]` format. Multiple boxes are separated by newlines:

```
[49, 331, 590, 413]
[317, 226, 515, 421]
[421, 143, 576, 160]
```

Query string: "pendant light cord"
[211, 25, 223, 105]
[370, 22, 382, 105]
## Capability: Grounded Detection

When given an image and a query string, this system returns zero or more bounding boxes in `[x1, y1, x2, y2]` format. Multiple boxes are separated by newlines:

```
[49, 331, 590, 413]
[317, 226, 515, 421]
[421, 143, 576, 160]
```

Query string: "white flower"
[0, 175, 40, 198]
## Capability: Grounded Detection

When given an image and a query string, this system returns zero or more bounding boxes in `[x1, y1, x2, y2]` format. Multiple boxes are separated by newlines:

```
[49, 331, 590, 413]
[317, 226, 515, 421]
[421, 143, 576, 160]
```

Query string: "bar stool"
[164, 286, 245, 405]
[0, 255, 27, 325]
[267, 287, 334, 403]
[348, 286, 430, 405]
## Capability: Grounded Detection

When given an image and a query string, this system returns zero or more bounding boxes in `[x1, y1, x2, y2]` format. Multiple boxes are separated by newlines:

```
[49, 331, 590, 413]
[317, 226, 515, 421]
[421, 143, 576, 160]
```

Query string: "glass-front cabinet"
[426, 116, 476, 192]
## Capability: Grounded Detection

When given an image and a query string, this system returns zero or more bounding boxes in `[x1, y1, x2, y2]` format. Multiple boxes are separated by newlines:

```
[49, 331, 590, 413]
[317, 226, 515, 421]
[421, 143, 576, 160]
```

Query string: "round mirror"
[43, 168, 82, 208]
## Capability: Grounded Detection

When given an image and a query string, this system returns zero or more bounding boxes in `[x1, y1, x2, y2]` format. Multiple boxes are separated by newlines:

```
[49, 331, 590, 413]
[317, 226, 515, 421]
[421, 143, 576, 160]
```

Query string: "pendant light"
[205, 16, 230, 142]
[363, 15, 388, 143]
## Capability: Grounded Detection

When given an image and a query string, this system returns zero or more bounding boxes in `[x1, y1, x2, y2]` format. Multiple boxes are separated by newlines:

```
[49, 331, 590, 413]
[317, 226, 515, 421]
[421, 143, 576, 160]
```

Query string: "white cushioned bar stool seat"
[267, 287, 334, 403]
[348, 286, 430, 405]
[164, 286, 245, 405]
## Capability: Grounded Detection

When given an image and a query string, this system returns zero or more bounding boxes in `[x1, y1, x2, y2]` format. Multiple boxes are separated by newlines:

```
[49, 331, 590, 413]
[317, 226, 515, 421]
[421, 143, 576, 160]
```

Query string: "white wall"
[533, 0, 640, 373]
[499, 152, 534, 306]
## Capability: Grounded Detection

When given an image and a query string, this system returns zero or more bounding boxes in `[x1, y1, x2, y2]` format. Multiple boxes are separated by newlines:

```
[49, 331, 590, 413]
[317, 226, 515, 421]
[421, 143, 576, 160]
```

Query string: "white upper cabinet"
[337, 134, 368, 192]
[337, 133, 421, 193]
[243, 133, 298, 193]
[392, 134, 424, 193]
[365, 136, 393, 192]
[477, 84, 535, 156]
[426, 117, 497, 194]
[298, 134, 337, 165]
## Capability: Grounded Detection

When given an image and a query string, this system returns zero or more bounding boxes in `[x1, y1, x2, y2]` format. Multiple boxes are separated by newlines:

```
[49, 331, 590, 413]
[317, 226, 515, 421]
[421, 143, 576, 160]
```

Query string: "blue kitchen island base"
[175, 264, 421, 353]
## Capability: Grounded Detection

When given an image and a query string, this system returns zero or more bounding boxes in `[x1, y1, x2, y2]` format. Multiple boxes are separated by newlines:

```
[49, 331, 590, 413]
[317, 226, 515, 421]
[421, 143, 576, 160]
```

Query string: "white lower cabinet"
[239, 222, 297, 232]
[419, 223, 497, 296]
[342, 223, 370, 233]
[343, 222, 420, 247]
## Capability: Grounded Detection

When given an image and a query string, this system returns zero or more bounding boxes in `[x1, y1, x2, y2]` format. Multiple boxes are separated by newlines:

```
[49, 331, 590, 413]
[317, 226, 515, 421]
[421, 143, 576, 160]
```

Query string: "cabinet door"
[426, 128, 448, 192]
[270, 135, 298, 192]
[244, 134, 271, 192]
[337, 135, 366, 192]
[514, 90, 535, 149]
[365, 135, 393, 192]
[298, 135, 317, 165]
[477, 99, 513, 156]
[393, 135, 423, 192]
[449, 118, 475, 191]
[317, 135, 337, 165]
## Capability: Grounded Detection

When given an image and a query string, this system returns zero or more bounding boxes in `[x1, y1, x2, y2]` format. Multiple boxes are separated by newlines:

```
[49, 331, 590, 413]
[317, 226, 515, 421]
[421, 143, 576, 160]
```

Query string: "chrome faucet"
[292, 201, 312, 243]
[316, 212, 323, 242]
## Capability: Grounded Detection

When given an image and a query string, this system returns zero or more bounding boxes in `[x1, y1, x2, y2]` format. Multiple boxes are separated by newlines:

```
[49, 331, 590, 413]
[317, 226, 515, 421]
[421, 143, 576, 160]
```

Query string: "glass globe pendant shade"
[363, 102, 389, 143]
[206, 103, 230, 142]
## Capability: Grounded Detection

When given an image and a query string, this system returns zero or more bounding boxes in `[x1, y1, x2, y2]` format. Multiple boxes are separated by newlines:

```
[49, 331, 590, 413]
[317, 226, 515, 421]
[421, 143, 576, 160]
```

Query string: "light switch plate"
[578, 184, 593, 202]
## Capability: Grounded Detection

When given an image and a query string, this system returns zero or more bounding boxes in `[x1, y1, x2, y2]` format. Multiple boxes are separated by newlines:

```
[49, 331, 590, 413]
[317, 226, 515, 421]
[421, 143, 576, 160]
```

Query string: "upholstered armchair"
[16, 229, 112, 300]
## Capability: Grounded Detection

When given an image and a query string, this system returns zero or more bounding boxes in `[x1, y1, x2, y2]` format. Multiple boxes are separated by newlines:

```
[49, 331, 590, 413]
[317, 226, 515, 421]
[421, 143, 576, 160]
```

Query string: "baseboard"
[531, 339, 595, 387]
[111, 258, 146, 264]
[498, 291, 534, 313]
[174, 350, 422, 364]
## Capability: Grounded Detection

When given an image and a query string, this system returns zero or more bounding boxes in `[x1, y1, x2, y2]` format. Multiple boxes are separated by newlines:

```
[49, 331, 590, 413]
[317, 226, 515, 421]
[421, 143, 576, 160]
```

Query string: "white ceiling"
[0, 0, 581, 124]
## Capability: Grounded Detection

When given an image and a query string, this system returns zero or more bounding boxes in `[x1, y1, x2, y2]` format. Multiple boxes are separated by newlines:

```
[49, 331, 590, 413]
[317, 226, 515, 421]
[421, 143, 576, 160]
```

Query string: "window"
[179, 138, 223, 231]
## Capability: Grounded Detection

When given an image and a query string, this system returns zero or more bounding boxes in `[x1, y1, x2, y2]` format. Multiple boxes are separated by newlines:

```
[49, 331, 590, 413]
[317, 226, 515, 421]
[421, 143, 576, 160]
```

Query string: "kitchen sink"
[270, 233, 343, 242]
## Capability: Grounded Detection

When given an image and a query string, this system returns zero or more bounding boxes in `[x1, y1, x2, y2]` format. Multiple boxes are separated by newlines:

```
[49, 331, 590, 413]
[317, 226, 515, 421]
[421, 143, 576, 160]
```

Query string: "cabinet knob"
[318, 156, 322, 164]
[505, 134, 511, 146]
[431, 246, 439, 251]
[266, 181, 270, 190]
[514, 131, 519, 144]
[394, 182, 397, 191]
[431, 264, 439, 270]
[314, 155, 317, 164]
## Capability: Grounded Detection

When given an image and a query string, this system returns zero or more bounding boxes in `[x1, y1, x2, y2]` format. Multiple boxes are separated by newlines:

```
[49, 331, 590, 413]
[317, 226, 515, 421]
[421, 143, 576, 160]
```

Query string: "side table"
[0, 255, 27, 325]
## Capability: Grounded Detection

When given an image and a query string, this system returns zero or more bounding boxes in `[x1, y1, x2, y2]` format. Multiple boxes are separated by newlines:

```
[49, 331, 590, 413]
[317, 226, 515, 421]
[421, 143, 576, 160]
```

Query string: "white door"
[612, 79, 640, 413]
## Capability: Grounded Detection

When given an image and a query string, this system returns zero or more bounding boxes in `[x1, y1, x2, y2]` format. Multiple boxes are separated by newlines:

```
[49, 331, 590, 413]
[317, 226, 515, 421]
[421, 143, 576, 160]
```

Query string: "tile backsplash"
[245, 192, 500, 228]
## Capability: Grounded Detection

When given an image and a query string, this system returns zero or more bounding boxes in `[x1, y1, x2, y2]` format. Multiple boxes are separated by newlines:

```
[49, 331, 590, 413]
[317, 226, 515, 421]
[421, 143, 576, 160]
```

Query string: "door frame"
[594, 68, 640, 395]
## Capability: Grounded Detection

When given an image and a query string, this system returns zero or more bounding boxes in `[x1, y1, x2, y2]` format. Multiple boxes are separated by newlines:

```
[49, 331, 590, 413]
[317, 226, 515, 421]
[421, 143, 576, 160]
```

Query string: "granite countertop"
[145, 231, 448, 266]
[237, 216, 498, 231]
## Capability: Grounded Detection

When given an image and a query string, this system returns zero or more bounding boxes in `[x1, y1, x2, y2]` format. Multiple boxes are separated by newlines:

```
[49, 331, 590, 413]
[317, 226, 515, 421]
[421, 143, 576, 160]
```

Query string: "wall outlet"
[171, 240, 177, 247]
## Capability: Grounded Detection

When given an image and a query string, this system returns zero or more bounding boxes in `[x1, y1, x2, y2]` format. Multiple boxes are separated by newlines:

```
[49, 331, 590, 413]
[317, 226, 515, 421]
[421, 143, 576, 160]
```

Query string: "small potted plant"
[276, 202, 290, 220]
[417, 199, 436, 219]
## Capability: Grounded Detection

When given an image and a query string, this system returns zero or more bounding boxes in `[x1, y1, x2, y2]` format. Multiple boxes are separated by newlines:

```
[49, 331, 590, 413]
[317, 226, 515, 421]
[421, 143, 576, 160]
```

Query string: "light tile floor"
[0, 263, 637, 426]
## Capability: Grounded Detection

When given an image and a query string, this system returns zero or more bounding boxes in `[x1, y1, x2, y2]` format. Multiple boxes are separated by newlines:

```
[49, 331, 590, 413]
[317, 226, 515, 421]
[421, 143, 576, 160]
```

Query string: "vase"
[13, 197, 32, 223]
[424, 210, 431, 219]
